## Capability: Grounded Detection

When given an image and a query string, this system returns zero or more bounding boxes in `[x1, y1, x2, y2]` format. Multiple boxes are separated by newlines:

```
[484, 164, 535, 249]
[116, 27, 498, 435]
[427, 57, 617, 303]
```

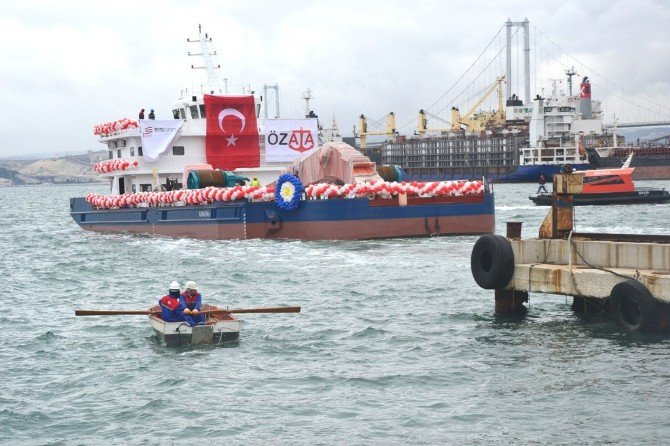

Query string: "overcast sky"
[1, 0, 669, 157]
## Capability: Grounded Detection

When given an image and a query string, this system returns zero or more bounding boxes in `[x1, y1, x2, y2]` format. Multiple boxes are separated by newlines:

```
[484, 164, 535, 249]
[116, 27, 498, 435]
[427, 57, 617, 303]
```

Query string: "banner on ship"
[139, 120, 183, 162]
[264, 119, 319, 162]
[204, 95, 260, 170]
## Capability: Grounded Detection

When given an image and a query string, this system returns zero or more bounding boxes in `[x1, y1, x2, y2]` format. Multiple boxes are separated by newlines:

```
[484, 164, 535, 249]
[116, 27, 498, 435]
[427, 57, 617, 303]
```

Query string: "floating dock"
[471, 172, 670, 332]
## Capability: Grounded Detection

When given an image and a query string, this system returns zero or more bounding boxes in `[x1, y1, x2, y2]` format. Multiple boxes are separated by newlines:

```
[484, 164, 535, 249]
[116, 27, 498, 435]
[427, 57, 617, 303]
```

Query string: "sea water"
[2, 182, 670, 445]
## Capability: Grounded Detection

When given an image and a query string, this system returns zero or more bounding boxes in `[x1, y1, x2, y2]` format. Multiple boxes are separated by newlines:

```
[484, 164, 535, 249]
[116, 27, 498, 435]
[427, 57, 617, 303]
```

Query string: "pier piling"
[472, 173, 670, 332]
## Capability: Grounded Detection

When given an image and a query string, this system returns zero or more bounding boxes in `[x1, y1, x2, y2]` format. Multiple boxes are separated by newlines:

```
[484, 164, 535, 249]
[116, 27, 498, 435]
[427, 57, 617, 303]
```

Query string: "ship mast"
[303, 88, 313, 118]
[565, 67, 577, 96]
[187, 24, 226, 94]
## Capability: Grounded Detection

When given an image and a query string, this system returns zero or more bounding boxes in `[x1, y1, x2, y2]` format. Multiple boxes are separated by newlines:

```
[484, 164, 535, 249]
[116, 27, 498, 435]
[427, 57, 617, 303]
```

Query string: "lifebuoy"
[470, 234, 515, 289]
[609, 280, 658, 332]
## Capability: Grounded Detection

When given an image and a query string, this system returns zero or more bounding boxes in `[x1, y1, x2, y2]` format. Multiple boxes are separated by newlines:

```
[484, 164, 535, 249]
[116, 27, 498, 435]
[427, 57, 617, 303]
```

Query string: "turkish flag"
[204, 95, 260, 170]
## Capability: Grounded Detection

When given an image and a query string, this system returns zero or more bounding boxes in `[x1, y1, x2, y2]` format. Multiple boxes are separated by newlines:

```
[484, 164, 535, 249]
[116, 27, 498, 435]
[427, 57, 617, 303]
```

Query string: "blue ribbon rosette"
[274, 174, 304, 210]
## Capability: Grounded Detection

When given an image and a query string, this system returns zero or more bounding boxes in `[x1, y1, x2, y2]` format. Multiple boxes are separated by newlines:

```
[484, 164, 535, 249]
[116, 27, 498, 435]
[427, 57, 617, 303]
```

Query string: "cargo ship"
[378, 76, 637, 183]
[586, 143, 670, 180]
[69, 28, 495, 241]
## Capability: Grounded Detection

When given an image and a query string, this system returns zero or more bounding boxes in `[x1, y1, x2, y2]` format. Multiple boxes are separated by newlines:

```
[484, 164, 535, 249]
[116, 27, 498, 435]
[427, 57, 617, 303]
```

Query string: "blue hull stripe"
[70, 194, 495, 227]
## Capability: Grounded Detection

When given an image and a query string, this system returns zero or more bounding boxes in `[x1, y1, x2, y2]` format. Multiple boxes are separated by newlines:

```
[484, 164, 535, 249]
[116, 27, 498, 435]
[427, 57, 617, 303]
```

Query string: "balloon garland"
[86, 185, 276, 209]
[94, 159, 139, 173]
[85, 180, 484, 210]
[274, 174, 304, 211]
[93, 118, 139, 136]
[304, 179, 484, 199]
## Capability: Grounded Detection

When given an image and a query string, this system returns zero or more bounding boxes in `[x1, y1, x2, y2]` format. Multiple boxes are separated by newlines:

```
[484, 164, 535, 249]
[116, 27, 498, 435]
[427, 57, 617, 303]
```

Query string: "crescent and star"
[218, 108, 246, 146]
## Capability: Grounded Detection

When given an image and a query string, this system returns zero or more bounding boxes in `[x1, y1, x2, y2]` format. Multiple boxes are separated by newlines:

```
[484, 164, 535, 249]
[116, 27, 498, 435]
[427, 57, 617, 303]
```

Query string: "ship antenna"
[187, 24, 225, 94]
[565, 66, 577, 96]
[302, 88, 313, 118]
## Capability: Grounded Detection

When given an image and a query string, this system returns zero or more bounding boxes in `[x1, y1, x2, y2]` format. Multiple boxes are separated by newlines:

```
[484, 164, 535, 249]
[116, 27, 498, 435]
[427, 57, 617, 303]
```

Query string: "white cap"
[185, 281, 197, 291]
[169, 281, 180, 290]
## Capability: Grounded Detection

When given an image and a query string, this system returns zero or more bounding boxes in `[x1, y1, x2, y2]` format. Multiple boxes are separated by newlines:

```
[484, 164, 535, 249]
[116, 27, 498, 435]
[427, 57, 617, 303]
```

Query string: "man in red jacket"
[158, 281, 185, 322]
[180, 281, 205, 325]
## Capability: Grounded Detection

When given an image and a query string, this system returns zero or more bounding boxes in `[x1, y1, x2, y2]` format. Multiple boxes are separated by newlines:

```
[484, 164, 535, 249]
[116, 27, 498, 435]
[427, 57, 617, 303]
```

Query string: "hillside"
[0, 151, 106, 185]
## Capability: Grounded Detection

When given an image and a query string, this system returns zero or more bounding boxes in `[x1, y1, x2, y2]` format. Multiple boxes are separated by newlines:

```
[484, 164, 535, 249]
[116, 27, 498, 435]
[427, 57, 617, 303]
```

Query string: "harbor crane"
[357, 112, 397, 149]
[418, 76, 506, 135]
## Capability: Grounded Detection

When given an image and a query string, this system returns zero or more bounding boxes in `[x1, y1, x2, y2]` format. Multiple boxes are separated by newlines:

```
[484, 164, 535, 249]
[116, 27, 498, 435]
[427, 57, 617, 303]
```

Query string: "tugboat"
[529, 155, 670, 206]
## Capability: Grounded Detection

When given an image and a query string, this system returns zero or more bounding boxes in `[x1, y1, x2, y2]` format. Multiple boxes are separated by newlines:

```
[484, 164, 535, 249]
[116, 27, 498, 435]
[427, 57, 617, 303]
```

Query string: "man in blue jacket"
[180, 281, 205, 325]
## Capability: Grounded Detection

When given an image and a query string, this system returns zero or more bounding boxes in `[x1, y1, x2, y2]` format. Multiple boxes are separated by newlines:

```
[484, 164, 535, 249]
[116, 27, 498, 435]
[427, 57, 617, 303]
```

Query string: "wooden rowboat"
[147, 304, 242, 346]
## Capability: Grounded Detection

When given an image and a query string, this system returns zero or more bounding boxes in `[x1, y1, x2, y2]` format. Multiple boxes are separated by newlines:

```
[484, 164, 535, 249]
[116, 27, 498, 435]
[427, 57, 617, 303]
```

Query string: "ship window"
[117, 149, 121, 158]
[190, 105, 199, 119]
[173, 146, 185, 156]
[559, 107, 572, 112]
[108, 151, 113, 159]
[138, 147, 143, 156]
[180, 108, 186, 119]
[199, 104, 206, 118]
[119, 139, 126, 147]
[130, 147, 135, 156]
[140, 183, 152, 192]
[111, 141, 117, 148]
[544, 107, 553, 112]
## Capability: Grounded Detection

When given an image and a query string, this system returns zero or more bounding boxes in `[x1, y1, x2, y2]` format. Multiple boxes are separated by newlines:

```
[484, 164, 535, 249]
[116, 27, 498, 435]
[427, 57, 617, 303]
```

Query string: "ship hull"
[400, 163, 591, 183]
[69, 194, 495, 240]
[592, 157, 670, 180]
[529, 189, 670, 206]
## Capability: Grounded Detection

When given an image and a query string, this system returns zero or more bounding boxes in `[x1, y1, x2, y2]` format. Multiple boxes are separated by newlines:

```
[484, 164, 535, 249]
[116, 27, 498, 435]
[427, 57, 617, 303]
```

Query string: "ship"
[375, 75, 645, 183]
[586, 139, 670, 180]
[529, 155, 670, 206]
[69, 27, 495, 241]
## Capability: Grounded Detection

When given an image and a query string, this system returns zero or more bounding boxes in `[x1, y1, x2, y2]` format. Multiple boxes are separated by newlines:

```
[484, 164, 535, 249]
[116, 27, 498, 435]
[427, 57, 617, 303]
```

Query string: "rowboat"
[147, 304, 242, 346]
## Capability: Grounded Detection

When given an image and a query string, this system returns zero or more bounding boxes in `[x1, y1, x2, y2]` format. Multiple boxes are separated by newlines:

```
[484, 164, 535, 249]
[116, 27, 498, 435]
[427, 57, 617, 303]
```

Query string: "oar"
[75, 306, 301, 316]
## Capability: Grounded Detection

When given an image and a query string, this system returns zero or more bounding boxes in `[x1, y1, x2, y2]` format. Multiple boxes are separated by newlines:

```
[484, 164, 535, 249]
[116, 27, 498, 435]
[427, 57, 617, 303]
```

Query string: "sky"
[1, 0, 669, 157]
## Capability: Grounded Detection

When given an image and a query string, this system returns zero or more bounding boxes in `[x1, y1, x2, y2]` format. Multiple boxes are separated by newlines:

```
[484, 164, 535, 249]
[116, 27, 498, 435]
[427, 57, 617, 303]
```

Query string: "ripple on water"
[3, 183, 670, 444]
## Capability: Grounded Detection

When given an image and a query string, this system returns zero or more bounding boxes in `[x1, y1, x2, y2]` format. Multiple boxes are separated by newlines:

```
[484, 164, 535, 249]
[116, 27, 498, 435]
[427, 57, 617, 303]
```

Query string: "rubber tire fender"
[609, 279, 658, 333]
[470, 234, 515, 290]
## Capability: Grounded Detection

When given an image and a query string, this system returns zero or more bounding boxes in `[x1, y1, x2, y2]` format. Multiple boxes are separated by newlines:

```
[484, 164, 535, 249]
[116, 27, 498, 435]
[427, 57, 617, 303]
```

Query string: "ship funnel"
[580, 77, 592, 119]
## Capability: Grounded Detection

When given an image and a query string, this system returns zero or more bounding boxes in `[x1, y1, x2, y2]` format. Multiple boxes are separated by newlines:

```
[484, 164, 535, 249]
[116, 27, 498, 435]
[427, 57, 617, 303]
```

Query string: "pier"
[471, 172, 670, 332]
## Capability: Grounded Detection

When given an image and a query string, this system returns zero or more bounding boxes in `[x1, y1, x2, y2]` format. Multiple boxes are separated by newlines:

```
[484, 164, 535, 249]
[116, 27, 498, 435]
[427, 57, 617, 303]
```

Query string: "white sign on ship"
[139, 120, 184, 161]
[264, 119, 319, 162]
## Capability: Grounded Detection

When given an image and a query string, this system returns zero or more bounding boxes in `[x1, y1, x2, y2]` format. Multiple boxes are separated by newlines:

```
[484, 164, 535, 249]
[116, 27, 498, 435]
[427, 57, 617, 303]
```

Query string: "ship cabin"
[581, 167, 635, 194]
[96, 91, 278, 195]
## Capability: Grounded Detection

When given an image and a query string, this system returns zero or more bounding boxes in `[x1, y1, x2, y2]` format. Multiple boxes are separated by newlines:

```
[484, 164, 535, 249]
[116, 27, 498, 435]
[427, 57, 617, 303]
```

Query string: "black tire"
[609, 280, 658, 332]
[471, 234, 515, 289]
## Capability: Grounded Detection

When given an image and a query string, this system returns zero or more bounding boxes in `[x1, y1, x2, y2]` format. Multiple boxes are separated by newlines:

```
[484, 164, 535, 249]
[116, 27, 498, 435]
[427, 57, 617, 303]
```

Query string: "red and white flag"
[204, 95, 260, 170]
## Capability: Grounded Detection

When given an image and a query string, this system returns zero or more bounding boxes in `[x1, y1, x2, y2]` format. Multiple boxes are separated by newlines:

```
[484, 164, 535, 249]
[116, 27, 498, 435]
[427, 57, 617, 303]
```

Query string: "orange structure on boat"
[581, 167, 635, 194]
[530, 165, 670, 206]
